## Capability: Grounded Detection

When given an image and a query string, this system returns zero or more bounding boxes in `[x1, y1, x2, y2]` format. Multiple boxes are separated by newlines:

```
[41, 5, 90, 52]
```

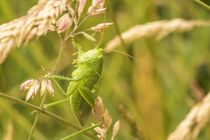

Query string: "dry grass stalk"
[0, 0, 67, 64]
[92, 96, 120, 140]
[93, 97, 112, 140]
[167, 93, 210, 140]
[105, 19, 210, 52]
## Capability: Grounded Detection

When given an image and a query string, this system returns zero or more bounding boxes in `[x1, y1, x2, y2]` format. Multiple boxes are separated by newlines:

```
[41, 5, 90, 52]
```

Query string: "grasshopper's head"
[77, 48, 103, 65]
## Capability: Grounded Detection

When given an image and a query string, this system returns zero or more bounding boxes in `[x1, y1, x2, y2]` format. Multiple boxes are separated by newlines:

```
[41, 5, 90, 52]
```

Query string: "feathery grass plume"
[0, 0, 67, 64]
[105, 19, 210, 52]
[167, 93, 210, 140]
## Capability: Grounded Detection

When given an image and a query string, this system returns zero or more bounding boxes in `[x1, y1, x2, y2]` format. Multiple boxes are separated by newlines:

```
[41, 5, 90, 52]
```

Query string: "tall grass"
[0, 0, 210, 140]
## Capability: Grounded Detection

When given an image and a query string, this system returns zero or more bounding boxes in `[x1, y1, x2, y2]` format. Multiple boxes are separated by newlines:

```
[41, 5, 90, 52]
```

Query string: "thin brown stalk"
[167, 93, 210, 140]
[105, 19, 210, 52]
[0, 0, 67, 64]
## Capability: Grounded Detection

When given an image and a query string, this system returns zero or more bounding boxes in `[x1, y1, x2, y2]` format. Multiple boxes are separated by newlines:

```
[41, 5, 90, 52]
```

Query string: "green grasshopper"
[44, 44, 103, 125]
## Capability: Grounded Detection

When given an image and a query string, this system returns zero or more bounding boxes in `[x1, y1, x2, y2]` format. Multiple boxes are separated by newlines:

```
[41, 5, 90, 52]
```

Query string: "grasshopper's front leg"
[46, 73, 85, 82]
[46, 75, 75, 81]
[44, 98, 69, 109]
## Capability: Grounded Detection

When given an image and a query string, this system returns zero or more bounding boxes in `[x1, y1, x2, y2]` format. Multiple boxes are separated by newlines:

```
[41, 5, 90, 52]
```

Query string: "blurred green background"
[0, 0, 210, 140]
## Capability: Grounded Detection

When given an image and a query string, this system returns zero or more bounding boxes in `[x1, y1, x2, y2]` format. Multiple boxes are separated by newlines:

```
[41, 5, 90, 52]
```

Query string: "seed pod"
[81, 32, 96, 42]
[91, 23, 113, 32]
[78, 0, 87, 17]
[88, 0, 105, 16]
[111, 121, 120, 140]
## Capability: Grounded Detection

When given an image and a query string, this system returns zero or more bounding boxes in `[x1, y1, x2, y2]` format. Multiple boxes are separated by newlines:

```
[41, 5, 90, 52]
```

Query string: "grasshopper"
[44, 45, 103, 125]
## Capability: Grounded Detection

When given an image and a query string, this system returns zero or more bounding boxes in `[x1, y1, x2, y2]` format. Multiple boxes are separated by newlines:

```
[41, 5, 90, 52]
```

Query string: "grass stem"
[0, 92, 97, 140]
[194, 0, 210, 10]
[28, 93, 47, 140]
[60, 123, 101, 140]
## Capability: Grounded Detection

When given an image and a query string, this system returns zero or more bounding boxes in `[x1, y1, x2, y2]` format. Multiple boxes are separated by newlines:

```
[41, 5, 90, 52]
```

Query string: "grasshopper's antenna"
[105, 49, 137, 60]
[52, 33, 65, 73]
[96, 11, 107, 48]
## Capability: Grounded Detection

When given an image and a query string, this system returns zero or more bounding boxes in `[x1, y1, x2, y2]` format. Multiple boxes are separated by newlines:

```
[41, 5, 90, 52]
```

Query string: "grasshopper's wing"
[69, 92, 84, 126]
[78, 87, 95, 107]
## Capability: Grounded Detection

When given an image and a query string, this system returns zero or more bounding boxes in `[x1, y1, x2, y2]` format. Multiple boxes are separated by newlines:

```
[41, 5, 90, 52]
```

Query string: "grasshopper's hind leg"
[69, 93, 84, 126]
[69, 87, 95, 125]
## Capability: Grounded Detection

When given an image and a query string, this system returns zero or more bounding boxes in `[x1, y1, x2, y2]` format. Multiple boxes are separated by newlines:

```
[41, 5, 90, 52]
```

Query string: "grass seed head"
[20, 79, 54, 101]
